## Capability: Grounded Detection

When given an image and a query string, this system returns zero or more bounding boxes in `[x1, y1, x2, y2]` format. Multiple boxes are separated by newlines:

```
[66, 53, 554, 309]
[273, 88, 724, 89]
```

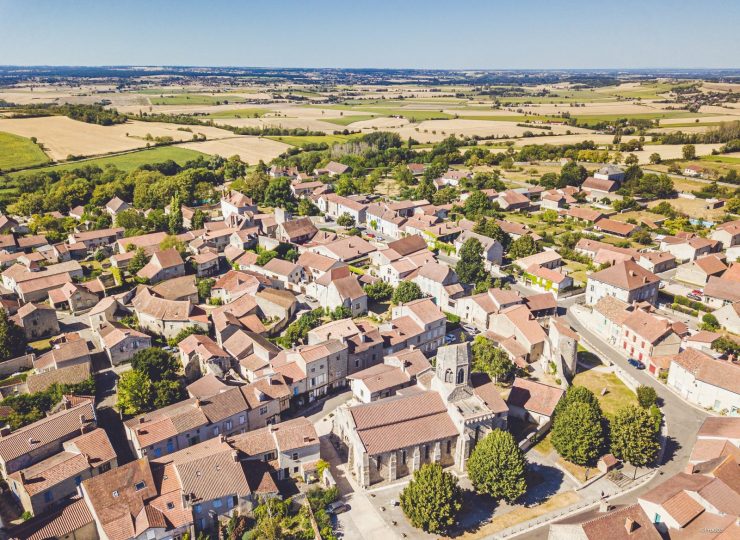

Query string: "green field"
[150, 94, 247, 105]
[0, 131, 50, 171]
[701, 154, 740, 164]
[323, 115, 378, 126]
[571, 111, 706, 126]
[266, 134, 360, 148]
[205, 108, 270, 119]
[9, 146, 206, 178]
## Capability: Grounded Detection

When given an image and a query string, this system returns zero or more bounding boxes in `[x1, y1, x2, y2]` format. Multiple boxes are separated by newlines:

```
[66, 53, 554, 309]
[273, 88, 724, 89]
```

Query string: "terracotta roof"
[698, 417, 740, 440]
[256, 287, 297, 310]
[272, 417, 319, 452]
[317, 236, 376, 261]
[522, 292, 557, 313]
[132, 288, 192, 321]
[589, 260, 659, 291]
[26, 362, 91, 393]
[693, 255, 728, 276]
[507, 377, 564, 417]
[350, 391, 459, 455]
[622, 309, 675, 344]
[8, 497, 93, 540]
[469, 372, 509, 414]
[672, 349, 740, 394]
[297, 251, 342, 273]
[348, 363, 410, 393]
[186, 373, 229, 399]
[262, 257, 301, 276]
[151, 274, 197, 301]
[595, 217, 636, 236]
[280, 217, 318, 240]
[579, 503, 661, 540]
[704, 276, 740, 303]
[582, 177, 617, 192]
[98, 322, 150, 349]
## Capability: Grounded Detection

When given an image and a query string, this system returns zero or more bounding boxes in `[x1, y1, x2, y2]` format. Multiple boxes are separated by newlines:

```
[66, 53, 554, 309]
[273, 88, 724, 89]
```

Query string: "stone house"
[137, 248, 186, 284]
[586, 260, 660, 306]
[47, 282, 99, 315]
[13, 302, 59, 340]
[97, 322, 152, 366]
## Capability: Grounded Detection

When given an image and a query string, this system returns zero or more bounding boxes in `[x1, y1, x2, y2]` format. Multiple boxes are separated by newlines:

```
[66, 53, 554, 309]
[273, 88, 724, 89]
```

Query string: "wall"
[0, 354, 34, 377]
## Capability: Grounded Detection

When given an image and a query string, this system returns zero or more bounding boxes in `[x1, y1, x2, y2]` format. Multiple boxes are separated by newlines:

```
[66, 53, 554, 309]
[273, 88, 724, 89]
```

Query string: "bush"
[636, 385, 658, 409]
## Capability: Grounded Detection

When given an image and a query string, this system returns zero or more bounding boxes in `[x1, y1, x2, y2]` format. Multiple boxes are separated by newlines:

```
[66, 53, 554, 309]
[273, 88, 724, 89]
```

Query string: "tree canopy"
[392, 281, 423, 304]
[400, 463, 463, 533]
[467, 429, 527, 502]
[610, 405, 661, 468]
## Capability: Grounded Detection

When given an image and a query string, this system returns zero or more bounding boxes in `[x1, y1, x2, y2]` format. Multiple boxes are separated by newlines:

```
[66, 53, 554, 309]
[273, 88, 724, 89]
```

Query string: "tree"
[508, 235, 539, 259]
[117, 369, 153, 416]
[167, 326, 207, 348]
[263, 177, 296, 209]
[197, 278, 215, 303]
[611, 405, 661, 469]
[297, 198, 320, 216]
[553, 385, 603, 418]
[400, 463, 462, 533]
[636, 385, 658, 409]
[131, 348, 180, 381]
[336, 212, 355, 228]
[471, 336, 514, 383]
[153, 379, 186, 409]
[191, 208, 206, 229]
[415, 177, 436, 202]
[682, 144, 696, 160]
[159, 234, 186, 255]
[463, 190, 493, 219]
[127, 247, 149, 275]
[392, 281, 422, 304]
[712, 336, 740, 356]
[474, 217, 511, 249]
[467, 430, 527, 502]
[551, 401, 605, 466]
[168, 194, 182, 235]
[541, 209, 559, 224]
[649, 153, 662, 164]
[364, 280, 394, 302]
[701, 313, 720, 331]
[455, 238, 486, 285]
[223, 155, 246, 180]
[256, 250, 277, 266]
[0, 309, 26, 361]
[559, 161, 588, 188]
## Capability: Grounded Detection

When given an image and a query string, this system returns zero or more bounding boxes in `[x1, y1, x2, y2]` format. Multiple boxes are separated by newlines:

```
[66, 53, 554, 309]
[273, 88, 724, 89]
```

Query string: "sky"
[1, 0, 739, 69]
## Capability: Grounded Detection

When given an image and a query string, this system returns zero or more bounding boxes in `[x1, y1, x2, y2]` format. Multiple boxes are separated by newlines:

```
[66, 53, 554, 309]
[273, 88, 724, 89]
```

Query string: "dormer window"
[134, 481, 146, 491]
[112, 490, 119, 498]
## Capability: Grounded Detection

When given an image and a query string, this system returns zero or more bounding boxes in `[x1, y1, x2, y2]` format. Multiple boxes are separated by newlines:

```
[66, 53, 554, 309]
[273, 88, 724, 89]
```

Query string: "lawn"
[150, 94, 246, 105]
[701, 154, 740, 164]
[9, 146, 205, 178]
[0, 131, 50, 171]
[564, 260, 589, 286]
[572, 364, 638, 419]
[204, 108, 270, 119]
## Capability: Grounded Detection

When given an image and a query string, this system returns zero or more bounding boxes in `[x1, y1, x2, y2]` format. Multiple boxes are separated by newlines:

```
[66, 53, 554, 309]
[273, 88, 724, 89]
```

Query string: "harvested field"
[647, 198, 728, 221]
[179, 137, 292, 164]
[211, 116, 340, 132]
[0, 116, 236, 160]
[629, 143, 723, 164]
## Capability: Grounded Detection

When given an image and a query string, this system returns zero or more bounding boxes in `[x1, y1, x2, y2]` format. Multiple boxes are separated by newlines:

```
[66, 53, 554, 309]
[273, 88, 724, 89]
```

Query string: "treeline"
[653, 120, 740, 145]
[132, 112, 326, 137]
[10, 103, 127, 125]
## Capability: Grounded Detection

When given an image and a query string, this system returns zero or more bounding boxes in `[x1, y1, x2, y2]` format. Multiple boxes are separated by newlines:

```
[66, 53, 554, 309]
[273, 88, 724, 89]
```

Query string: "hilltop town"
[0, 70, 738, 540]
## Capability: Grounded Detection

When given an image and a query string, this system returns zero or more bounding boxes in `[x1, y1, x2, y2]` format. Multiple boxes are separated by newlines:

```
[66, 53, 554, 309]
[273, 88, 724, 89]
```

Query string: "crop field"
[150, 94, 248, 105]
[8, 146, 206, 178]
[179, 136, 292, 164]
[204, 108, 270, 119]
[0, 131, 50, 171]
[266, 134, 360, 147]
[323, 115, 378, 126]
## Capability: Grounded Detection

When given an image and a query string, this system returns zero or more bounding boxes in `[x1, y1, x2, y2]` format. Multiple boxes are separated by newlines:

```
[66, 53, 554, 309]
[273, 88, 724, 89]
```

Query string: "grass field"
[0, 131, 50, 171]
[323, 115, 377, 126]
[266, 134, 359, 147]
[572, 111, 706, 126]
[572, 363, 638, 419]
[9, 146, 205, 177]
[204, 108, 270, 119]
[701, 154, 740, 164]
[150, 94, 247, 105]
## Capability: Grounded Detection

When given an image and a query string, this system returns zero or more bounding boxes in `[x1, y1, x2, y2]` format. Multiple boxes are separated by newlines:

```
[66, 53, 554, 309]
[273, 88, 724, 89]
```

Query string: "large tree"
[127, 247, 149, 275]
[471, 336, 514, 383]
[392, 281, 422, 304]
[168, 194, 182, 235]
[508, 235, 539, 260]
[131, 348, 180, 381]
[364, 280, 394, 302]
[400, 463, 463, 534]
[455, 237, 486, 285]
[116, 369, 153, 416]
[474, 217, 511, 249]
[263, 177, 296, 209]
[553, 385, 603, 419]
[611, 405, 661, 470]
[468, 429, 527, 502]
[0, 309, 26, 361]
[551, 401, 605, 466]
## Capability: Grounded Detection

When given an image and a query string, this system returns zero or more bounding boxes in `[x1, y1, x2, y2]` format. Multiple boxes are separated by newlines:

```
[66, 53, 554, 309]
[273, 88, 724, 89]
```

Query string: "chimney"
[195, 398, 202, 408]
[139, 416, 146, 424]
[303, 436, 310, 443]
[0, 425, 10, 437]
[62, 396, 71, 410]
[19, 471, 25, 483]
[232, 450, 239, 463]
[624, 518, 637, 534]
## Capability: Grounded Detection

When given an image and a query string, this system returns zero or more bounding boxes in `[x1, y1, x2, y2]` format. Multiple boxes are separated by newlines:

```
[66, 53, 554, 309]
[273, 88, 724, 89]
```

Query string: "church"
[333, 342, 509, 488]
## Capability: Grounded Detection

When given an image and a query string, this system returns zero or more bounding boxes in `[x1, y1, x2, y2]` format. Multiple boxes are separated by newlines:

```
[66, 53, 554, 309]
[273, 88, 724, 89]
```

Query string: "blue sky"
[1, 0, 738, 69]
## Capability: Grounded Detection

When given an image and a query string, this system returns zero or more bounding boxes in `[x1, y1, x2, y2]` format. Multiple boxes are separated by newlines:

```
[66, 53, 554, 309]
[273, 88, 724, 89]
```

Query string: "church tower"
[435, 342, 471, 390]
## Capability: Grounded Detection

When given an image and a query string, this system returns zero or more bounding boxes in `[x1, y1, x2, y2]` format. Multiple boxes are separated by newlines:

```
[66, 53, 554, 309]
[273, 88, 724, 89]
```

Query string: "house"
[271, 339, 349, 402]
[548, 504, 661, 540]
[454, 230, 503, 268]
[275, 216, 318, 244]
[592, 296, 630, 345]
[26, 363, 92, 394]
[320, 193, 367, 223]
[47, 281, 99, 315]
[307, 266, 367, 317]
[12, 302, 59, 340]
[619, 308, 682, 375]
[714, 302, 740, 334]
[593, 217, 637, 237]
[683, 164, 705, 177]
[132, 288, 209, 340]
[710, 220, 740, 249]
[684, 330, 722, 353]
[689, 417, 740, 466]
[7, 428, 116, 516]
[0, 214, 19, 233]
[178, 334, 231, 380]
[315, 161, 350, 177]
[0, 396, 96, 477]
[2, 260, 83, 302]
[496, 190, 530, 211]
[334, 343, 507, 488]
[381, 298, 446, 355]
[637, 251, 676, 274]
[455, 288, 523, 330]
[68, 227, 125, 252]
[514, 250, 562, 272]
[137, 248, 186, 284]
[564, 207, 606, 224]
[660, 236, 719, 263]
[348, 348, 432, 403]
[221, 190, 256, 220]
[258, 258, 303, 290]
[105, 196, 130, 216]
[667, 349, 740, 415]
[191, 251, 220, 278]
[581, 177, 619, 201]
[296, 251, 346, 281]
[540, 188, 577, 210]
[574, 238, 638, 263]
[366, 203, 408, 240]
[506, 377, 564, 426]
[255, 288, 297, 322]
[410, 261, 464, 311]
[211, 270, 260, 303]
[595, 165, 625, 182]
[703, 275, 740, 308]
[522, 264, 573, 297]
[310, 236, 376, 263]
[586, 260, 660, 306]
[489, 304, 548, 364]
[97, 322, 152, 365]
[371, 234, 429, 268]
[408, 163, 427, 176]
[308, 318, 384, 375]
[34, 336, 91, 372]
[678, 254, 727, 285]
[291, 180, 324, 198]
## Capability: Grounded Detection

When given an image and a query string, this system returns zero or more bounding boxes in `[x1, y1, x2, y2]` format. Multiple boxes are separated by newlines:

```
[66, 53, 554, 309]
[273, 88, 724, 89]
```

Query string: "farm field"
[204, 108, 270, 119]
[149, 94, 248, 105]
[265, 134, 360, 148]
[0, 131, 50, 171]
[179, 136, 292, 164]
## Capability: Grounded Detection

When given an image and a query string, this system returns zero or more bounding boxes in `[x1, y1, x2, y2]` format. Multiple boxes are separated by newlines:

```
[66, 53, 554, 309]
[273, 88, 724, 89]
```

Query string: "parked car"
[628, 358, 645, 369]
[327, 501, 349, 514]
[461, 324, 479, 335]
[305, 295, 318, 303]
[687, 293, 702, 301]
[691, 289, 703, 296]
[444, 334, 456, 344]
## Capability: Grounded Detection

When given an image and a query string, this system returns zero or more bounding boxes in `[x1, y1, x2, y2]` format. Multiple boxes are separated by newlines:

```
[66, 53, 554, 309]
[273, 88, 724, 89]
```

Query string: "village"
[0, 133, 736, 540]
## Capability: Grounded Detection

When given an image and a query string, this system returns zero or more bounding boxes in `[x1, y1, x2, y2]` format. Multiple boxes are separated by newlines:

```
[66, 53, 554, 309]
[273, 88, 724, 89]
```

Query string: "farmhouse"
[586, 260, 660, 306]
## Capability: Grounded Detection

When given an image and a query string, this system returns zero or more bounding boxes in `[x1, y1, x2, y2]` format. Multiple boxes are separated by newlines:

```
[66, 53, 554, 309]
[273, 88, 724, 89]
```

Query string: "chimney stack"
[232, 450, 239, 463]
[624, 518, 637, 534]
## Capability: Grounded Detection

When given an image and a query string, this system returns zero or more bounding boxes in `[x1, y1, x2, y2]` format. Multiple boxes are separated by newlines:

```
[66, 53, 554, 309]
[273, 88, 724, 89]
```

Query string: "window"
[75, 475, 82, 486]
[134, 481, 146, 491]
[654, 513, 661, 524]
[292, 452, 299, 460]
[447, 440, 452, 454]
[376, 456, 382, 469]
[167, 502, 175, 510]
[195, 504, 202, 514]
[239, 415, 246, 425]
[401, 450, 407, 465]
[293, 466, 299, 473]
[259, 406, 268, 415]
[99, 462, 111, 474]
[226, 420, 232, 430]
[213, 499, 223, 509]
[424, 445, 430, 460]
[44, 491, 53, 503]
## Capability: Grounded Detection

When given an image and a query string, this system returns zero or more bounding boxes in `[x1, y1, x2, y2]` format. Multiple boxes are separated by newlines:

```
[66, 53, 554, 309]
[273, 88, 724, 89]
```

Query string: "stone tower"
[435, 342, 471, 390]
